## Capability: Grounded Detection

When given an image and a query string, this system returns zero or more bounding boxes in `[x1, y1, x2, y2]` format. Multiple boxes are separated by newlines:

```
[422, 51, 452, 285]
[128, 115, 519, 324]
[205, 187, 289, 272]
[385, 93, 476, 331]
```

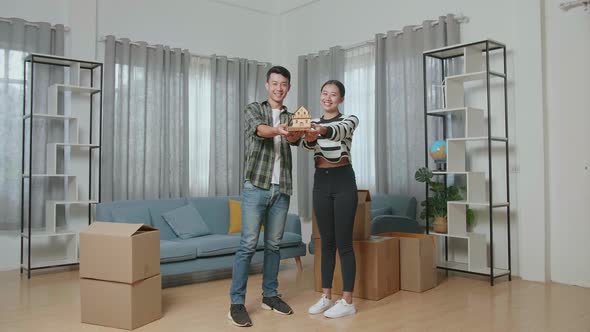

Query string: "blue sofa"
[309, 193, 420, 254]
[95, 196, 306, 288]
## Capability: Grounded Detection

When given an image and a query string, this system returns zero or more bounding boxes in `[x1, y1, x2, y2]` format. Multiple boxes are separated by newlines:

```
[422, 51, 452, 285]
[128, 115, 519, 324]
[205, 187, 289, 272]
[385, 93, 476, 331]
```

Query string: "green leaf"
[466, 208, 476, 227]
[415, 167, 433, 183]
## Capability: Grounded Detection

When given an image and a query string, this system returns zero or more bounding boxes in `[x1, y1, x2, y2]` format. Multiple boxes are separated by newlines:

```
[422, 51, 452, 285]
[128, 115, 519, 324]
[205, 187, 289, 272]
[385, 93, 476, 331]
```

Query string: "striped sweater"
[302, 113, 359, 163]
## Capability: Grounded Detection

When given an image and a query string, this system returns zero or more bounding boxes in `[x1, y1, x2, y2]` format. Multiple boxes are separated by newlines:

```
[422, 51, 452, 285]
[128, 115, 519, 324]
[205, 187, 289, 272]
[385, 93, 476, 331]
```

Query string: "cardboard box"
[80, 222, 160, 284]
[379, 232, 437, 292]
[312, 189, 372, 241]
[81, 274, 162, 330]
[313, 236, 400, 300]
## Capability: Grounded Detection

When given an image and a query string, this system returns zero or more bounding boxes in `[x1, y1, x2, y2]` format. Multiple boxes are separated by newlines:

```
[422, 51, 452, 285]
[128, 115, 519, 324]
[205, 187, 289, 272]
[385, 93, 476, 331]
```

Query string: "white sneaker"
[323, 299, 356, 318]
[308, 294, 334, 315]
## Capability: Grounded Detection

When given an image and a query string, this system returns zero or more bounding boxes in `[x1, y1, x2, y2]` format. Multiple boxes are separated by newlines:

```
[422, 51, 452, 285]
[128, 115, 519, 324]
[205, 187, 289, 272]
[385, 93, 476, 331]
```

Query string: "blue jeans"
[229, 181, 290, 304]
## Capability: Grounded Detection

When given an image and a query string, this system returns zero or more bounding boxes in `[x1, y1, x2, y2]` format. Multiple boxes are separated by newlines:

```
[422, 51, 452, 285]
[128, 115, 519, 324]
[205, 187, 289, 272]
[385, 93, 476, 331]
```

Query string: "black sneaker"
[262, 296, 293, 315]
[228, 304, 252, 327]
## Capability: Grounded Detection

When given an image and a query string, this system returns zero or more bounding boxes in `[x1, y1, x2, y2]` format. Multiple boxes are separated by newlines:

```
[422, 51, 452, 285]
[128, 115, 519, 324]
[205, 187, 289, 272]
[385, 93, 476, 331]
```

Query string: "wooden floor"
[1, 256, 589, 332]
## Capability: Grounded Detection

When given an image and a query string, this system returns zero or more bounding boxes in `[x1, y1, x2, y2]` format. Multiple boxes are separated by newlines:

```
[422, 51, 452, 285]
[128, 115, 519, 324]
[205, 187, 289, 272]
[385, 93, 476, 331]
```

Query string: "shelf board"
[50, 84, 100, 94]
[27, 53, 101, 69]
[428, 231, 487, 240]
[437, 260, 510, 277]
[423, 39, 506, 59]
[444, 71, 506, 83]
[21, 230, 77, 239]
[447, 200, 510, 208]
[429, 232, 470, 239]
[447, 136, 508, 142]
[427, 107, 484, 115]
[23, 113, 77, 120]
[22, 174, 76, 178]
[432, 171, 470, 175]
[52, 143, 100, 149]
[46, 200, 98, 205]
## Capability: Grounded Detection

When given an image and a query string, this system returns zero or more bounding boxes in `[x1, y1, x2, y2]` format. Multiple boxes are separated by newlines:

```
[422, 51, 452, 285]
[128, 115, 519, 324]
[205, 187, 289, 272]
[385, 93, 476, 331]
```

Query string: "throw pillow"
[229, 199, 263, 233]
[162, 205, 211, 239]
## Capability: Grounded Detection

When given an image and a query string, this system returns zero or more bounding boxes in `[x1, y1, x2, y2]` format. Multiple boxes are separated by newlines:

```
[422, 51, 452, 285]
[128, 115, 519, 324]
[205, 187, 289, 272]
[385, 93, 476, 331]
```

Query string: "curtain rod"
[342, 14, 468, 51]
[0, 17, 70, 31]
[559, 0, 589, 10]
[97, 36, 270, 65]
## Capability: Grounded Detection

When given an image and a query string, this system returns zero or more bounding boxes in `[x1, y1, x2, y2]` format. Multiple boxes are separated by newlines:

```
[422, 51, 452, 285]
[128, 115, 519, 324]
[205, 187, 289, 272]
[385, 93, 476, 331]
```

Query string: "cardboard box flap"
[83, 222, 156, 237]
[357, 189, 372, 203]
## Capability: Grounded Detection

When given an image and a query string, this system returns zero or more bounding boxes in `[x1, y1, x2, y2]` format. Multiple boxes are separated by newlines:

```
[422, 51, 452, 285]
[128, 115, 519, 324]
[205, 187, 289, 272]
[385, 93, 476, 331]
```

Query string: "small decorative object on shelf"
[430, 140, 447, 171]
[288, 106, 311, 131]
[20, 53, 103, 278]
[422, 39, 511, 285]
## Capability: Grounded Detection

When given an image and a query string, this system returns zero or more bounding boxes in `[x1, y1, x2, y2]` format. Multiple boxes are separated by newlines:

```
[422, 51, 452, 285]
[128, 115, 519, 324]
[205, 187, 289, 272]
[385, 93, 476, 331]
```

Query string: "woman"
[303, 80, 359, 319]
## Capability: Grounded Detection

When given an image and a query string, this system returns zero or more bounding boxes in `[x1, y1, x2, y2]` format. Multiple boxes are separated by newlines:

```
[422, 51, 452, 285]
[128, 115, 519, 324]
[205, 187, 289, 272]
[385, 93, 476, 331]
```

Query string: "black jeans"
[313, 165, 357, 292]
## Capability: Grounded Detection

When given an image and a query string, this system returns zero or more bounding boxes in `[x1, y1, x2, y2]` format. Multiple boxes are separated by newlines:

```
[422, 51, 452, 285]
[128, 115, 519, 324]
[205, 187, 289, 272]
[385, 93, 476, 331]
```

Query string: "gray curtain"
[102, 36, 190, 201]
[374, 15, 460, 203]
[0, 18, 65, 230]
[208, 57, 270, 196]
[296, 47, 345, 220]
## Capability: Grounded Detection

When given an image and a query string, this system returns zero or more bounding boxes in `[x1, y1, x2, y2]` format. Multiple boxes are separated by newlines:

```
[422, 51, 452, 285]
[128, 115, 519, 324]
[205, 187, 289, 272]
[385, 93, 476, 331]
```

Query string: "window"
[344, 44, 376, 192]
[188, 56, 212, 196]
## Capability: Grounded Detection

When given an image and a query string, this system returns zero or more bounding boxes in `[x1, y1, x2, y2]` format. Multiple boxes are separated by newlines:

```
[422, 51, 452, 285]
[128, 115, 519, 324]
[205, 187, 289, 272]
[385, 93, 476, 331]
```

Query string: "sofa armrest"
[371, 215, 423, 235]
[284, 213, 302, 235]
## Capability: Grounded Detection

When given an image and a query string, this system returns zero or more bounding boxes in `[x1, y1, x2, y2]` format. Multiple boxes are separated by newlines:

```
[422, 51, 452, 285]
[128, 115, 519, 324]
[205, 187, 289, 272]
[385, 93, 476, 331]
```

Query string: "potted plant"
[414, 167, 475, 233]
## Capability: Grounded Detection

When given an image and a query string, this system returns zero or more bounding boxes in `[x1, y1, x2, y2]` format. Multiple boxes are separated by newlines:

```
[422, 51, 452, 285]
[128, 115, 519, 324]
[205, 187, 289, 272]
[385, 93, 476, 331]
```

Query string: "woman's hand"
[304, 124, 322, 142]
[311, 123, 328, 136]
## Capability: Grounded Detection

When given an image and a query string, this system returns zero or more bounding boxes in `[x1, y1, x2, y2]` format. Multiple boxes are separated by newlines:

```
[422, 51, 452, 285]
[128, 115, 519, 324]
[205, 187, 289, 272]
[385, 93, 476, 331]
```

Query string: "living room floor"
[1, 255, 589, 332]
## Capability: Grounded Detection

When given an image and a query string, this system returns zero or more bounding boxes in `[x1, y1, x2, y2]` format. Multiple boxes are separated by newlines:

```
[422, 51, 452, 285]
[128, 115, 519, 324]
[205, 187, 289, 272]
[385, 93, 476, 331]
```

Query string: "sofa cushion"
[149, 199, 187, 240]
[162, 205, 211, 239]
[173, 234, 242, 258]
[257, 232, 302, 249]
[110, 206, 152, 225]
[187, 197, 240, 235]
[160, 240, 198, 263]
[371, 207, 393, 221]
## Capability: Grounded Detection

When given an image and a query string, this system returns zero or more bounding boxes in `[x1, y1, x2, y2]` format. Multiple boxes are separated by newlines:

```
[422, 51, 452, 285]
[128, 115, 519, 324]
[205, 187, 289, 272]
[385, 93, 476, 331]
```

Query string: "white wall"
[544, 0, 590, 288]
[96, 0, 274, 62]
[278, 0, 550, 281]
[0, 0, 69, 24]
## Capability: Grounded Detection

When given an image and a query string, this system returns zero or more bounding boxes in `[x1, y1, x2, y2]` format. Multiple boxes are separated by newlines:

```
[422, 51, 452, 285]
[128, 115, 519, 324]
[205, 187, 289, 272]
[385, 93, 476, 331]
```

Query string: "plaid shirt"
[243, 101, 299, 195]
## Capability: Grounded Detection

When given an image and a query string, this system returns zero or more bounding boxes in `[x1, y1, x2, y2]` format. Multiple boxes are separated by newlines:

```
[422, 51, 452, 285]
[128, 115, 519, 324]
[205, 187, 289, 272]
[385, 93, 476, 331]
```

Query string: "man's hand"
[285, 129, 305, 143]
[275, 123, 289, 136]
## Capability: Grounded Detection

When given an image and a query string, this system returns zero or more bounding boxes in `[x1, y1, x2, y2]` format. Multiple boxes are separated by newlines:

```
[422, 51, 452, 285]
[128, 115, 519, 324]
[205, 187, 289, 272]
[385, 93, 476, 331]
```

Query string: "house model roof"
[293, 106, 311, 119]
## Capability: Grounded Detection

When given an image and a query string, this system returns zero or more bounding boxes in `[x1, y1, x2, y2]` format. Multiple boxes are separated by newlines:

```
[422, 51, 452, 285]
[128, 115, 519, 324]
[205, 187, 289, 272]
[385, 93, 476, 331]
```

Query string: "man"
[228, 66, 303, 327]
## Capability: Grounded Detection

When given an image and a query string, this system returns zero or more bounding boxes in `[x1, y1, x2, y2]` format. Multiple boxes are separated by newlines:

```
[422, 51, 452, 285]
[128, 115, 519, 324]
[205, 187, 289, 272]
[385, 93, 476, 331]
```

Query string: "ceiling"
[209, 0, 318, 15]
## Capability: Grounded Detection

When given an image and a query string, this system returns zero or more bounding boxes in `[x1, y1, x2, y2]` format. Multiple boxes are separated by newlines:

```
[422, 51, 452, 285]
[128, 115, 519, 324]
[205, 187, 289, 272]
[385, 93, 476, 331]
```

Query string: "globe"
[430, 140, 447, 162]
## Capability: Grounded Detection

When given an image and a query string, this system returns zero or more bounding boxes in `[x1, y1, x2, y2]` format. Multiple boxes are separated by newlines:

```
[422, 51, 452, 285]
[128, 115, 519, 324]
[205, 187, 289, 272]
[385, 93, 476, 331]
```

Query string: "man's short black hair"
[266, 66, 291, 84]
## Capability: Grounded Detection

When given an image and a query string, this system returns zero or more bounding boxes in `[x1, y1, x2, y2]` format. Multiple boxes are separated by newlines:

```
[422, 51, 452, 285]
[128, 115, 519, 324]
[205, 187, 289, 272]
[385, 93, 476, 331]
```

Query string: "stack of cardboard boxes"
[313, 190, 438, 300]
[79, 222, 162, 330]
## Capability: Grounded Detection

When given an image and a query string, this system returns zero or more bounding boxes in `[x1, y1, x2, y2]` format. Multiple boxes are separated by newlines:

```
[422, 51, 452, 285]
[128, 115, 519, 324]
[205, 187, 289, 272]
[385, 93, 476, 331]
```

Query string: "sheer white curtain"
[0, 18, 65, 230]
[188, 55, 211, 197]
[344, 44, 376, 192]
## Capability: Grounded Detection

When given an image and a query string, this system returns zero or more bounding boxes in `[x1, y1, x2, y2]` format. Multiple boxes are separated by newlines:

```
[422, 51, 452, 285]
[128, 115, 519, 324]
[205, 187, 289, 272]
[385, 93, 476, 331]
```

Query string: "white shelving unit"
[21, 53, 103, 278]
[423, 40, 511, 285]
